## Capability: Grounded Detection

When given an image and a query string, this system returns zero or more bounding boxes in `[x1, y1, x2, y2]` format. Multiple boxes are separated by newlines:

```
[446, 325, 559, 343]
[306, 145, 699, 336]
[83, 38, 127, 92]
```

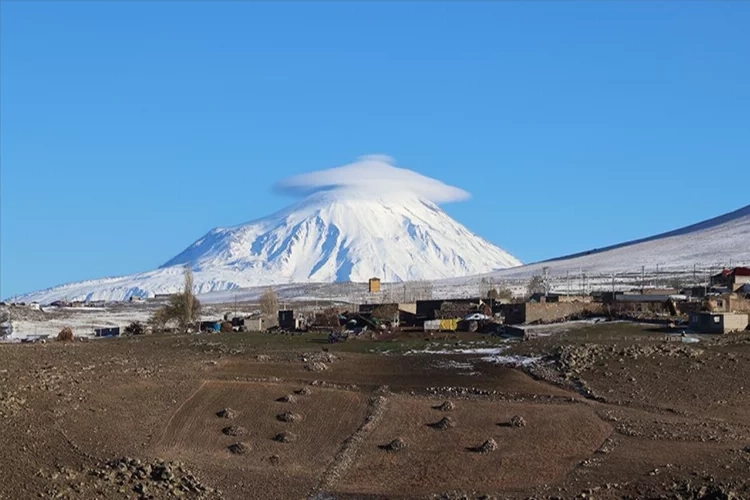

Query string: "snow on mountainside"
[160, 189, 521, 283]
[465, 203, 750, 282]
[13, 157, 522, 303]
[199, 202, 750, 304]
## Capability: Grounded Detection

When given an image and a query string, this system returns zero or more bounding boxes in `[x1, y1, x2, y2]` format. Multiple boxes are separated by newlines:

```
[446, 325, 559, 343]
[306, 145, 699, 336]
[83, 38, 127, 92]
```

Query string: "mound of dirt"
[85, 457, 217, 499]
[474, 439, 498, 454]
[294, 387, 312, 396]
[381, 438, 407, 452]
[227, 442, 249, 455]
[268, 455, 281, 466]
[434, 401, 455, 412]
[509, 415, 526, 428]
[216, 408, 236, 419]
[429, 417, 456, 430]
[221, 425, 247, 437]
[273, 431, 298, 443]
[276, 394, 297, 403]
[276, 411, 302, 423]
[304, 362, 328, 372]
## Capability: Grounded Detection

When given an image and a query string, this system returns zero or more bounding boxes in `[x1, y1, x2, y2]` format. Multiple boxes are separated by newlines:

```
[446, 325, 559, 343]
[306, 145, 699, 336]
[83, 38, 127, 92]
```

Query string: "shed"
[368, 277, 381, 293]
[689, 312, 749, 334]
[424, 319, 441, 332]
[94, 327, 120, 338]
[278, 310, 296, 330]
[242, 318, 263, 332]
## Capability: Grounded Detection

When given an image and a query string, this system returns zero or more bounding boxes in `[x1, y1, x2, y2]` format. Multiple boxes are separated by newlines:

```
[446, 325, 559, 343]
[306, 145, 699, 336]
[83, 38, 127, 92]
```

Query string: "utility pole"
[641, 265, 645, 294]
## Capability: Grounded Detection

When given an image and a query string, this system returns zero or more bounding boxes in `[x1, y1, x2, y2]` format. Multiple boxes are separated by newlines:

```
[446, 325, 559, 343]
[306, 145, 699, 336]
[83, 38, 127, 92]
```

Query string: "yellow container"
[439, 318, 458, 331]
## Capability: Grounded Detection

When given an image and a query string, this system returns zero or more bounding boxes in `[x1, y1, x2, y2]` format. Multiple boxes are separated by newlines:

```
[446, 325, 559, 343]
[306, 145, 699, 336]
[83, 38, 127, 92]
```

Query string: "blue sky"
[1, 1, 749, 298]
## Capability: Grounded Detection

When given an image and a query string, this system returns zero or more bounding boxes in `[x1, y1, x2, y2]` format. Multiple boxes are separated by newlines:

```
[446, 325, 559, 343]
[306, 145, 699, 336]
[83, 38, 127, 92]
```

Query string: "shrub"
[124, 321, 146, 336]
[57, 327, 74, 342]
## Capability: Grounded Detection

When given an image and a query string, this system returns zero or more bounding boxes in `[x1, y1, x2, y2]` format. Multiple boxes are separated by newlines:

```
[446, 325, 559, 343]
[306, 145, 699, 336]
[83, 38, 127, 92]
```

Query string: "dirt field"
[2, 321, 750, 499]
[158, 380, 370, 499]
[338, 395, 611, 495]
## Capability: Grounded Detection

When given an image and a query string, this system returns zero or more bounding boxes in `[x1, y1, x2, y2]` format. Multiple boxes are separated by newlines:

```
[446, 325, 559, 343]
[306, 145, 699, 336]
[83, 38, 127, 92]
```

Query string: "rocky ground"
[1, 321, 749, 499]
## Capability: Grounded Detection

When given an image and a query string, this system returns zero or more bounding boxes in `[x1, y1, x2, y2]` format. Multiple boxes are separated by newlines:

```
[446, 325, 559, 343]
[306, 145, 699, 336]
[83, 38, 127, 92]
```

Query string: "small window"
[714, 316, 721, 323]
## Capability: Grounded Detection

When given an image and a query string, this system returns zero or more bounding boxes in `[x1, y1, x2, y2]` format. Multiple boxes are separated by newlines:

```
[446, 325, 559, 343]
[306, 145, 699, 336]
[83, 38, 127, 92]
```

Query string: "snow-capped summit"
[161, 188, 521, 283]
[14, 156, 522, 302]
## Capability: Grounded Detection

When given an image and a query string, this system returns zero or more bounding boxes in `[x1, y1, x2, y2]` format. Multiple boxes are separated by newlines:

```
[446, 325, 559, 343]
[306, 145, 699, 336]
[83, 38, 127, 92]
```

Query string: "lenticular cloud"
[275, 155, 470, 204]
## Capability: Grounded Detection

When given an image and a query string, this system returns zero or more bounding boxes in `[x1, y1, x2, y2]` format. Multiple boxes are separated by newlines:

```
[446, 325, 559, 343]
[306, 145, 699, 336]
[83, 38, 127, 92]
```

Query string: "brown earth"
[1, 323, 750, 499]
[337, 395, 611, 496]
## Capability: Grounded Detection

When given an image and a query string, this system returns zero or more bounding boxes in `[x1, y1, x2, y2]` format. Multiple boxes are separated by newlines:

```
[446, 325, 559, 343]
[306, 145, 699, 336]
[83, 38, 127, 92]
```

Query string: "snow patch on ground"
[480, 354, 543, 367]
[405, 347, 506, 356]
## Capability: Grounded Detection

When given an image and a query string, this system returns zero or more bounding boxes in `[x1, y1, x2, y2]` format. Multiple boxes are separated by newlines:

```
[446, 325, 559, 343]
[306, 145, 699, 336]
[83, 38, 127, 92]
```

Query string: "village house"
[711, 267, 750, 292]
[689, 311, 749, 334]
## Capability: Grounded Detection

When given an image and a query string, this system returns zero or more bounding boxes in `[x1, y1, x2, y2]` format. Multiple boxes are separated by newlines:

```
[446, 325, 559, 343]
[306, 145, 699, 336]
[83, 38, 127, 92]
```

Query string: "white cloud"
[275, 155, 470, 204]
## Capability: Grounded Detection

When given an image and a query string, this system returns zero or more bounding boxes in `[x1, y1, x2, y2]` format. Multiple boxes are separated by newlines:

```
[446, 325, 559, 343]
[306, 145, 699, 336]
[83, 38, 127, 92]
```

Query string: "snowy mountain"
[13, 157, 522, 303]
[198, 202, 750, 304]
[462, 202, 750, 282]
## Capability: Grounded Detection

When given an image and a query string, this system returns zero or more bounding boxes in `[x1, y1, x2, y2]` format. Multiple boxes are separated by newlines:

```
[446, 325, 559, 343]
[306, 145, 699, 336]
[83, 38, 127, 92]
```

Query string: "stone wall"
[723, 313, 749, 333]
[501, 301, 603, 325]
[727, 295, 750, 313]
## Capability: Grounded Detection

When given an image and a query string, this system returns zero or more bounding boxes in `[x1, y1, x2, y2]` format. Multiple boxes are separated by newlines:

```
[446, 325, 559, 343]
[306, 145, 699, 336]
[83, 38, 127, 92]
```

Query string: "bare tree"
[527, 274, 548, 297]
[260, 287, 279, 317]
[183, 265, 195, 329]
[148, 266, 201, 333]
[487, 286, 513, 302]
[371, 303, 399, 322]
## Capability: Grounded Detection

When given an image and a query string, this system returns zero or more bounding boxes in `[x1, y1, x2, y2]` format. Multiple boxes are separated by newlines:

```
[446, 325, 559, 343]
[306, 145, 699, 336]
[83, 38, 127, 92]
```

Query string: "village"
[2, 267, 750, 499]
[3, 266, 749, 343]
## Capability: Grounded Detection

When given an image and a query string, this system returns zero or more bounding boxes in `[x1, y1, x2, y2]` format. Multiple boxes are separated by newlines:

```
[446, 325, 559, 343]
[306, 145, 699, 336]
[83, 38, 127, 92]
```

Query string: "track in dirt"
[157, 380, 370, 498]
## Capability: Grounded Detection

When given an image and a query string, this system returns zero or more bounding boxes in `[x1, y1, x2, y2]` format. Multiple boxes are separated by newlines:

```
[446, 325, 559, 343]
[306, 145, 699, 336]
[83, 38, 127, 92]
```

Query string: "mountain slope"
[13, 190, 522, 303]
[466, 203, 750, 282]
[200, 202, 750, 304]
